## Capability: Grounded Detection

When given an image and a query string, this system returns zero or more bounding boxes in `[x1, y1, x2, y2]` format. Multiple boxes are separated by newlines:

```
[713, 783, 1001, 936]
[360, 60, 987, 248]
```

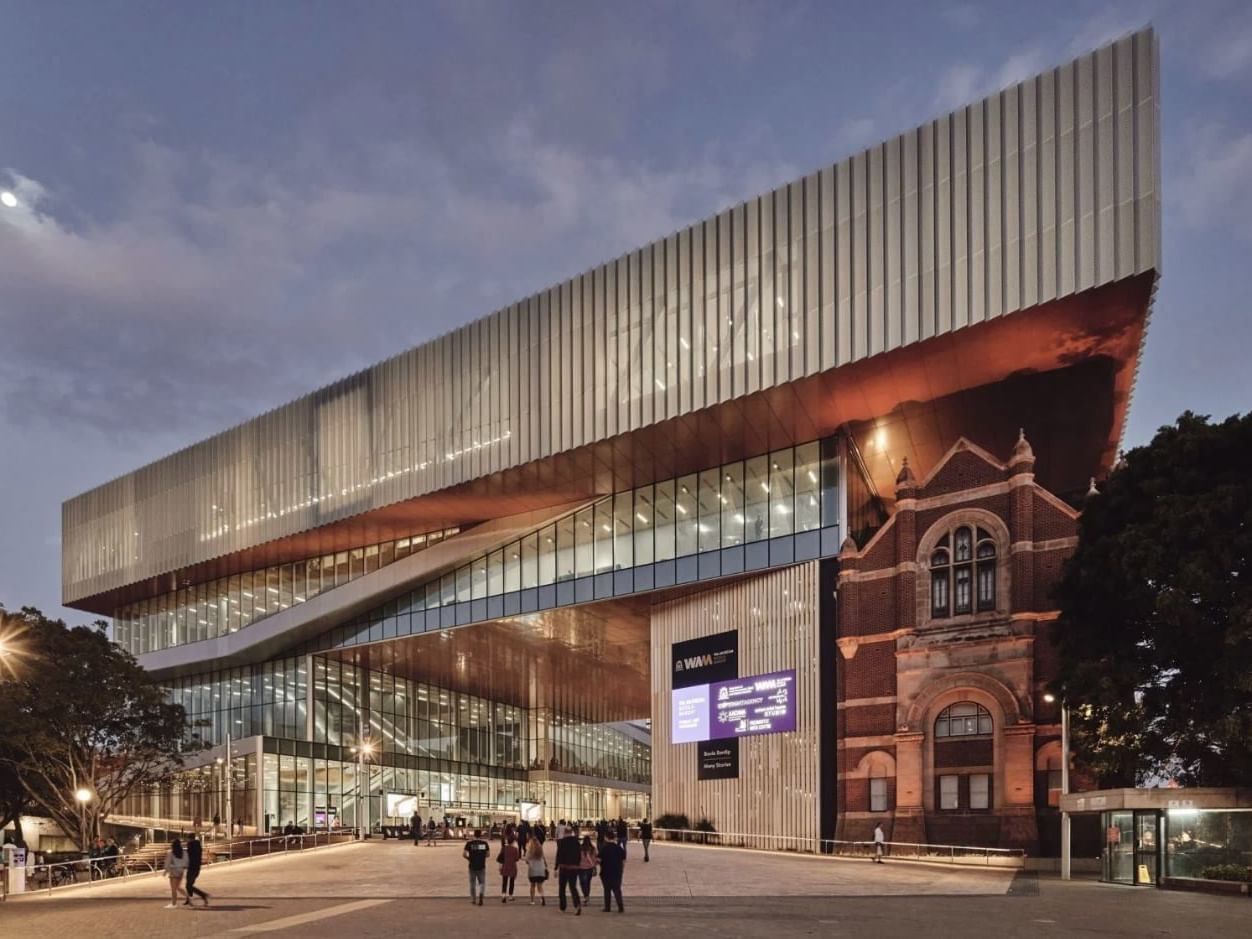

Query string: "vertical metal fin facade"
[63, 29, 1160, 606]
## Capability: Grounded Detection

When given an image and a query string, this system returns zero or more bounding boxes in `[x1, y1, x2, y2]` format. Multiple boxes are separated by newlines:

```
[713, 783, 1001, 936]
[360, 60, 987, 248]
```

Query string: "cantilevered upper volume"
[63, 28, 1160, 614]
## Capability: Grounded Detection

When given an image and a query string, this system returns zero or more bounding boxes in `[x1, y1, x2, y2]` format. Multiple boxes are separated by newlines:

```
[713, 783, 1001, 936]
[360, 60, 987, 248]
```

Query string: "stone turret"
[1009, 428, 1035, 474]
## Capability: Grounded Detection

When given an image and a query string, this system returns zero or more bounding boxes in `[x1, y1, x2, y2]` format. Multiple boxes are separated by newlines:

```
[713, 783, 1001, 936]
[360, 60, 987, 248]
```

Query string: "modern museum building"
[63, 29, 1160, 854]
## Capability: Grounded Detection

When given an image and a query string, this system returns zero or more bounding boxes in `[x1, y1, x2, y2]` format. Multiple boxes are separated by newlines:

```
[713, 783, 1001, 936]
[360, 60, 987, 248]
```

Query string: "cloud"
[0, 122, 793, 440]
[1199, 15, 1252, 79]
[1170, 122, 1252, 241]
[941, 4, 981, 30]
[832, 118, 878, 158]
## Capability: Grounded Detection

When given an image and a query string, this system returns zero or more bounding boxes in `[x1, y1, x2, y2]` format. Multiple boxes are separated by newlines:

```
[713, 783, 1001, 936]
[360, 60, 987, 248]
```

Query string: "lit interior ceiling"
[326, 595, 654, 722]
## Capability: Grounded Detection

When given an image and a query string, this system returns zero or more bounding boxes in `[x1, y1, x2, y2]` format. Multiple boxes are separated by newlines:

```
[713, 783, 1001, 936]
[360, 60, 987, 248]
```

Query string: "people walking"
[525, 836, 547, 906]
[498, 833, 520, 903]
[555, 823, 582, 914]
[578, 834, 598, 901]
[464, 828, 490, 904]
[639, 818, 653, 862]
[184, 832, 210, 906]
[872, 823, 886, 863]
[163, 838, 189, 908]
[411, 811, 423, 846]
[598, 828, 626, 913]
[616, 818, 628, 859]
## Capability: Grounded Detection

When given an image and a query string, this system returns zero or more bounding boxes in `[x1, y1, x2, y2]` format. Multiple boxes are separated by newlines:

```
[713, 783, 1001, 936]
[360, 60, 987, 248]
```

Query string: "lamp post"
[215, 757, 225, 835]
[224, 732, 233, 837]
[75, 787, 93, 851]
[351, 737, 376, 839]
[1044, 693, 1071, 880]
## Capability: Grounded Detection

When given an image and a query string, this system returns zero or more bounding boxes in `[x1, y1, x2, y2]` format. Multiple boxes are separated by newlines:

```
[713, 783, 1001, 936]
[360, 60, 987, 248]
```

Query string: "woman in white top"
[164, 838, 189, 908]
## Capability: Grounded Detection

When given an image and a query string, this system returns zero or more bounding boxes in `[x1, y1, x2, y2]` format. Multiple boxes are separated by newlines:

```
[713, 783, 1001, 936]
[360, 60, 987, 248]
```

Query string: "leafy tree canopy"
[0, 606, 200, 850]
[1054, 411, 1252, 787]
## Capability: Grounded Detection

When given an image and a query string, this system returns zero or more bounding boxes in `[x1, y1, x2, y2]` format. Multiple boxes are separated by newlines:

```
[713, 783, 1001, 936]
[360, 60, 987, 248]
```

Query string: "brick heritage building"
[835, 431, 1083, 855]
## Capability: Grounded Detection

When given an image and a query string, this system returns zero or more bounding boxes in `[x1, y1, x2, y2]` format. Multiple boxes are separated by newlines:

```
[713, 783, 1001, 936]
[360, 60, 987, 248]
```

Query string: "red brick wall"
[835, 435, 1081, 855]
[843, 642, 897, 700]
[844, 703, 896, 736]
[923, 449, 1005, 496]
[934, 738, 994, 768]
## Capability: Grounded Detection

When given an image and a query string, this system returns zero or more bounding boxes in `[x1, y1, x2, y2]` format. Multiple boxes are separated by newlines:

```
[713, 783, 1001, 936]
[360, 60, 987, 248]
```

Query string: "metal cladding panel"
[651, 563, 822, 844]
[63, 29, 1161, 605]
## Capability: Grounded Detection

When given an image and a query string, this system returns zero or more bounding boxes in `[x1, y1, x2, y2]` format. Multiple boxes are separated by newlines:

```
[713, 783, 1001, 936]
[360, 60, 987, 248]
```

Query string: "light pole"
[75, 787, 93, 852]
[224, 732, 234, 837]
[1044, 693, 1071, 880]
[351, 738, 376, 839]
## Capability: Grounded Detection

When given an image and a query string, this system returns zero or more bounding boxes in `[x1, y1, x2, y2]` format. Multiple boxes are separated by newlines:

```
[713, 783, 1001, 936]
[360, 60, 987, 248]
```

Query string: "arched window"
[929, 525, 998, 618]
[934, 701, 993, 738]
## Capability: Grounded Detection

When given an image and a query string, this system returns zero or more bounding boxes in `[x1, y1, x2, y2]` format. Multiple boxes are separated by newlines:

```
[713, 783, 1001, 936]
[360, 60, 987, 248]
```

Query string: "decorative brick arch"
[916, 508, 1012, 625]
[906, 672, 1024, 812]
[1034, 740, 1063, 772]
[849, 749, 897, 779]
[904, 670, 1023, 730]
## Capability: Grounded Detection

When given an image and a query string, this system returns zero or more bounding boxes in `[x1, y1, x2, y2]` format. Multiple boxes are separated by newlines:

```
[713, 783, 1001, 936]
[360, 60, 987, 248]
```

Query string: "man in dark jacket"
[598, 829, 626, 913]
[411, 811, 423, 846]
[184, 832, 210, 907]
[639, 819, 653, 862]
[554, 823, 582, 914]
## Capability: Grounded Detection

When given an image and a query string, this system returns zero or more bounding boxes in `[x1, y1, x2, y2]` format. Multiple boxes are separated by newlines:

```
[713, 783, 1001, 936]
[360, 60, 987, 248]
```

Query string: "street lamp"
[75, 787, 93, 851]
[1043, 693, 1071, 880]
[351, 737, 377, 839]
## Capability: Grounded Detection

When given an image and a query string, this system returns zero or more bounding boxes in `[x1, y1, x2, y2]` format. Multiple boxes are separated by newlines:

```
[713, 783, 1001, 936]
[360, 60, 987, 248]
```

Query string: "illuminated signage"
[671, 669, 797, 742]
[672, 630, 738, 688]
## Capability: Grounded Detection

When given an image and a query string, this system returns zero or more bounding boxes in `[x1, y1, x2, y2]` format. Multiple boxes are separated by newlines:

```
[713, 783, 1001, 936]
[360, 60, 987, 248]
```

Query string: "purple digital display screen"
[671, 669, 797, 743]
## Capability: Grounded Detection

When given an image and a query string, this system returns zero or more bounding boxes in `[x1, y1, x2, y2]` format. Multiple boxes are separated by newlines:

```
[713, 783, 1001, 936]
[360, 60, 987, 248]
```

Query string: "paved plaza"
[3, 838, 1247, 936]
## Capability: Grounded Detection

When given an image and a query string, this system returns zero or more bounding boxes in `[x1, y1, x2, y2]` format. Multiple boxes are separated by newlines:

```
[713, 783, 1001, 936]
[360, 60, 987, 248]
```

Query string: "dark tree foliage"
[0, 607, 200, 850]
[1053, 412, 1252, 786]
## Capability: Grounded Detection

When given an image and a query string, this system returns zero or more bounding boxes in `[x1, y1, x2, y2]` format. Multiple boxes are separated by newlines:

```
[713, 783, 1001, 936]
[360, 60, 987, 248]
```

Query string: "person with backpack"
[163, 838, 189, 909]
[184, 832, 210, 906]
[525, 836, 547, 906]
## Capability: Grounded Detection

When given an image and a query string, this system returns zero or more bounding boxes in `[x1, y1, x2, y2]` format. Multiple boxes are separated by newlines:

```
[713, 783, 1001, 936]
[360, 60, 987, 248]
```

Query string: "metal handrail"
[649, 828, 1025, 865]
[8, 831, 357, 897]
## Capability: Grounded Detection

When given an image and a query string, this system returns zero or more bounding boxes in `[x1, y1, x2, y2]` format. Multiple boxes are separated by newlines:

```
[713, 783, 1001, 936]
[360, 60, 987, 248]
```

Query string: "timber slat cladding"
[651, 563, 821, 843]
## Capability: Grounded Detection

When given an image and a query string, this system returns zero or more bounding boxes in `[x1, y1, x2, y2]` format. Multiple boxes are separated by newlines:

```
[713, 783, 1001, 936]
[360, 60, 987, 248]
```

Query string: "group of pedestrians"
[162, 832, 210, 908]
[464, 819, 632, 913]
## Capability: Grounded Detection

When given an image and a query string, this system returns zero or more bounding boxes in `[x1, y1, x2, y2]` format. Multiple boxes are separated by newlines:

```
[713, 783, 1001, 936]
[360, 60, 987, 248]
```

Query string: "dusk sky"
[1, 1, 1249, 621]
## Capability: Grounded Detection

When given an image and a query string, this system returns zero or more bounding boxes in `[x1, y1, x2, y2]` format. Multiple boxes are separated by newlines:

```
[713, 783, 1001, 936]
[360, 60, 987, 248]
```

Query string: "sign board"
[697, 739, 739, 780]
[386, 793, 419, 818]
[671, 669, 798, 743]
[710, 670, 798, 739]
[672, 630, 738, 689]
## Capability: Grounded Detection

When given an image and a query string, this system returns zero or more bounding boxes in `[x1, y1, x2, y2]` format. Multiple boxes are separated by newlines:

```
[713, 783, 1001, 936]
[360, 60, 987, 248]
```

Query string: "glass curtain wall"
[405, 437, 834, 608]
[115, 526, 460, 656]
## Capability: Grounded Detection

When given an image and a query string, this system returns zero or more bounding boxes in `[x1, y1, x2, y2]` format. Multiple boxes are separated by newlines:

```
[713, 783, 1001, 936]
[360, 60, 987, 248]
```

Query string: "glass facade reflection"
[151, 651, 650, 831]
[116, 526, 459, 656]
[408, 437, 833, 609]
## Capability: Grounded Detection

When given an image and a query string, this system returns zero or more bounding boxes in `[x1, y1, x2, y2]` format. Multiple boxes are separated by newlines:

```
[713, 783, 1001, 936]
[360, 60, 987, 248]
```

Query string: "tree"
[1053, 411, 1252, 787]
[0, 607, 200, 851]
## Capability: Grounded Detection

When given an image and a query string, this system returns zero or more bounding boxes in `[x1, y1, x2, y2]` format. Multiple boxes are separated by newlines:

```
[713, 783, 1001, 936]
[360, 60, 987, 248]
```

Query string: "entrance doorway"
[1102, 810, 1160, 885]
